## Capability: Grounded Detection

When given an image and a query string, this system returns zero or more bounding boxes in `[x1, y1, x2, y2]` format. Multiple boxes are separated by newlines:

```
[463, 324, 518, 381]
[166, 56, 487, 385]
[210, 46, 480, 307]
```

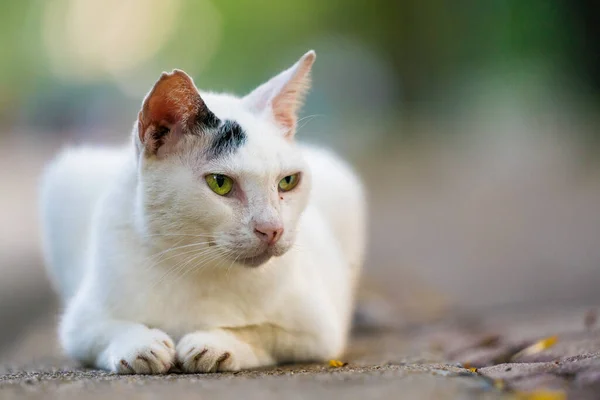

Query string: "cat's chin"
[235, 252, 273, 268]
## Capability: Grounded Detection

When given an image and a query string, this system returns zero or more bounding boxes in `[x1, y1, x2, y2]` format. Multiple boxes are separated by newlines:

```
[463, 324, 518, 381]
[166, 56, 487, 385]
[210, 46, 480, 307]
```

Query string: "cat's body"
[40, 51, 366, 374]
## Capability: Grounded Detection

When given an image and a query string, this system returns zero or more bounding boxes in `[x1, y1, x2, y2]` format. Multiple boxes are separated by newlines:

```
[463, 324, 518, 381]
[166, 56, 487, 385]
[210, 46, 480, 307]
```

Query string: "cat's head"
[134, 51, 316, 268]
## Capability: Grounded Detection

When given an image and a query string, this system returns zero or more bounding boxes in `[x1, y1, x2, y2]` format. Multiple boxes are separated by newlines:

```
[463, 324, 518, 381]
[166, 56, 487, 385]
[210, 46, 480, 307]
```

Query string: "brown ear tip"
[157, 71, 173, 83]
[157, 69, 190, 82]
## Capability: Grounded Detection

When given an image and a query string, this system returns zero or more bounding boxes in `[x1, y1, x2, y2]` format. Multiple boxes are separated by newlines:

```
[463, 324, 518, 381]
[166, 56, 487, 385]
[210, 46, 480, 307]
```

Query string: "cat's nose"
[254, 223, 284, 245]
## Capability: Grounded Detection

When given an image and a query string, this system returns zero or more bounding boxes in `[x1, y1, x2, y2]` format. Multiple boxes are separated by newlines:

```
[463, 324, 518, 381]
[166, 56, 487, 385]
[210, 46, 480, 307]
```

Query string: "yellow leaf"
[514, 389, 566, 400]
[328, 360, 347, 368]
[513, 336, 558, 359]
[468, 367, 478, 373]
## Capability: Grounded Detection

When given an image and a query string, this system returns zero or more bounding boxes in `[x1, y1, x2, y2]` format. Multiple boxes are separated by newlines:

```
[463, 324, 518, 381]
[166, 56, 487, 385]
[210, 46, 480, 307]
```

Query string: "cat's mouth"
[221, 240, 291, 268]
[236, 251, 273, 268]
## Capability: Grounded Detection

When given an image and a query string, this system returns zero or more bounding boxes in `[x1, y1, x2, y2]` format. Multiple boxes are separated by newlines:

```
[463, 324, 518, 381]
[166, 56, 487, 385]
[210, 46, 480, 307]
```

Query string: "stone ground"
[1, 304, 599, 399]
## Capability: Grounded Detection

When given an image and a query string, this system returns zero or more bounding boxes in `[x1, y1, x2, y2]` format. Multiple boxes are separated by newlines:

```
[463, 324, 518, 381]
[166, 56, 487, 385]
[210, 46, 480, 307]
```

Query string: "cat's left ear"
[137, 69, 216, 157]
[243, 50, 316, 139]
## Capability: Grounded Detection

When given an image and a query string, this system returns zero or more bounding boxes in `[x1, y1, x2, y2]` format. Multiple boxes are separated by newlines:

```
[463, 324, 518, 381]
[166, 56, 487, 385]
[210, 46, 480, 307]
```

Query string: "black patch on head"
[200, 109, 221, 130]
[207, 119, 247, 158]
[194, 105, 221, 130]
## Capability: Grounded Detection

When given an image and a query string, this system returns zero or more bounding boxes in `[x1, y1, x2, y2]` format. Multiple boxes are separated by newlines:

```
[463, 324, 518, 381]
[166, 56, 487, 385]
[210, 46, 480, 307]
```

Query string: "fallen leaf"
[512, 336, 558, 360]
[467, 367, 477, 373]
[329, 360, 347, 368]
[514, 389, 566, 400]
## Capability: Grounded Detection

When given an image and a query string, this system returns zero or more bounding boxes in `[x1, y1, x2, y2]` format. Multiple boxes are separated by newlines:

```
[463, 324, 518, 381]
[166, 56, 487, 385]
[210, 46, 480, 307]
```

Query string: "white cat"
[39, 51, 366, 374]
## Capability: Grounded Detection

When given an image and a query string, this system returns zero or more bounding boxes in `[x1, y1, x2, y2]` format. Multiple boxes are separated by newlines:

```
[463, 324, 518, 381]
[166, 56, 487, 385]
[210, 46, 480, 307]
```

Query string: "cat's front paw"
[107, 328, 176, 374]
[176, 331, 243, 373]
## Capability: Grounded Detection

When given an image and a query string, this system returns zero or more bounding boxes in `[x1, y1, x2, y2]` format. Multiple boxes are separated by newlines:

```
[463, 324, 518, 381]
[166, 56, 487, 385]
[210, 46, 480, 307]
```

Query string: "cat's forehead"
[205, 128, 303, 175]
[202, 92, 280, 139]
[202, 93, 259, 125]
[200, 92, 304, 174]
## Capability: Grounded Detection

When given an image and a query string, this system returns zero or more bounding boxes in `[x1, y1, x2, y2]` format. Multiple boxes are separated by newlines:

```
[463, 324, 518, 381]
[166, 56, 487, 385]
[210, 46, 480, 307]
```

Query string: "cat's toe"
[110, 329, 175, 374]
[176, 333, 239, 373]
[180, 346, 234, 373]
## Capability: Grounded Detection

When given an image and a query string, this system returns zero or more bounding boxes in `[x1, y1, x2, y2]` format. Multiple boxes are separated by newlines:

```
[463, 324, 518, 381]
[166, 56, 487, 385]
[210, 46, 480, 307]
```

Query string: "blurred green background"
[2, 0, 599, 142]
[1, 0, 600, 352]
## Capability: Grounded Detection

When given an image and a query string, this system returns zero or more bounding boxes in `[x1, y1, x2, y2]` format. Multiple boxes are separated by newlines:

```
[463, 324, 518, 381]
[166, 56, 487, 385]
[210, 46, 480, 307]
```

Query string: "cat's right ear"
[242, 50, 316, 139]
[137, 70, 215, 157]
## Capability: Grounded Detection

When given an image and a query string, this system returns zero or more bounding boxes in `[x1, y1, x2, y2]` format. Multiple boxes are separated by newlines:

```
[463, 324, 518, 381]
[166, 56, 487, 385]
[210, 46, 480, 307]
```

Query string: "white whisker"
[149, 246, 225, 289]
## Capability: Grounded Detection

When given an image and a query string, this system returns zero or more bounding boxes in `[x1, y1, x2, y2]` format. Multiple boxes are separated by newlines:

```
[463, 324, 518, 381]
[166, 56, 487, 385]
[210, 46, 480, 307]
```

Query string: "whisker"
[174, 247, 229, 283]
[225, 251, 241, 281]
[140, 241, 214, 274]
[297, 114, 325, 132]
[143, 240, 213, 262]
[149, 246, 225, 289]
[142, 233, 216, 239]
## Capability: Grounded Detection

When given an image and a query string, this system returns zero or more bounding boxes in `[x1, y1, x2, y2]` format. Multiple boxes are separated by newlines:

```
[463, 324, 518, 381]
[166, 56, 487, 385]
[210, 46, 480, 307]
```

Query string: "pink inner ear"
[271, 81, 310, 134]
[245, 51, 315, 139]
[138, 70, 203, 154]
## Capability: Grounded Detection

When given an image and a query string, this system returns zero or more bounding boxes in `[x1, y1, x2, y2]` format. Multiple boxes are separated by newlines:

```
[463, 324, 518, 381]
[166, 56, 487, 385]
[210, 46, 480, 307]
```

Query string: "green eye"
[278, 173, 300, 192]
[206, 174, 234, 196]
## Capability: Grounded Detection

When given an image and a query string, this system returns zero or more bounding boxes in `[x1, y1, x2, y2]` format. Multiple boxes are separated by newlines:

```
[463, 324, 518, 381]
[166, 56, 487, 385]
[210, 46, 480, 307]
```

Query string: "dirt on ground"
[1, 304, 599, 399]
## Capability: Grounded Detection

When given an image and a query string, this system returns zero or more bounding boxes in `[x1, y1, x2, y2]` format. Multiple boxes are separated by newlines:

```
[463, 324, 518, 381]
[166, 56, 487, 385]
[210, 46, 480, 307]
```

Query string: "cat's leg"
[176, 323, 346, 373]
[60, 306, 176, 374]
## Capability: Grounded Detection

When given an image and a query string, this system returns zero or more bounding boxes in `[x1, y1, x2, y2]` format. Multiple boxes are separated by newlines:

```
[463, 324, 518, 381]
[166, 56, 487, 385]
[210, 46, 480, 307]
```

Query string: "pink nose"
[254, 224, 284, 245]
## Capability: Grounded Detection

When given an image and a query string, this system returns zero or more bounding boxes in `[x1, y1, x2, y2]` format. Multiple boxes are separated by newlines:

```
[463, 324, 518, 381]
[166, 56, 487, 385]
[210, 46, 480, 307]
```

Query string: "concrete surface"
[1, 304, 599, 399]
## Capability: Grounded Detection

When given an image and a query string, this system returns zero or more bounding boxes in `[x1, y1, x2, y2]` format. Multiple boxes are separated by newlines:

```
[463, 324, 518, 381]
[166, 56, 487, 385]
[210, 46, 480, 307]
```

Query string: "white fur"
[40, 53, 366, 374]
